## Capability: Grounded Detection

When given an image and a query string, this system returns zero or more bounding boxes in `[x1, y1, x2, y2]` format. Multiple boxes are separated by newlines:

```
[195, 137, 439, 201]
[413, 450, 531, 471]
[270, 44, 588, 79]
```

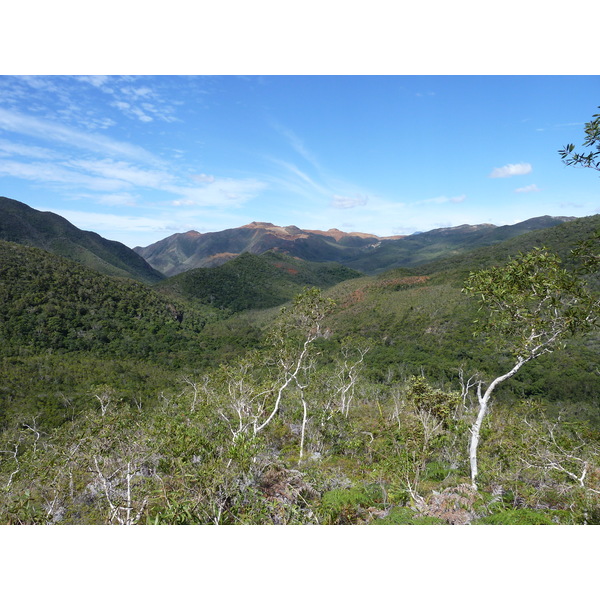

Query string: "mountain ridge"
[134, 216, 577, 276]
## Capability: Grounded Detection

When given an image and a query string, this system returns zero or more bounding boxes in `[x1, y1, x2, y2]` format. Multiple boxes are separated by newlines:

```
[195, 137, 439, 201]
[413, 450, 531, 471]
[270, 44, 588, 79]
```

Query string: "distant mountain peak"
[240, 222, 309, 241]
[242, 221, 278, 229]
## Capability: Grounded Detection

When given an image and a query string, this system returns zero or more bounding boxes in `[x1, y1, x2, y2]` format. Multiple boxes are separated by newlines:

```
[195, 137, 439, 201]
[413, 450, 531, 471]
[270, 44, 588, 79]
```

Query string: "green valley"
[1, 203, 599, 525]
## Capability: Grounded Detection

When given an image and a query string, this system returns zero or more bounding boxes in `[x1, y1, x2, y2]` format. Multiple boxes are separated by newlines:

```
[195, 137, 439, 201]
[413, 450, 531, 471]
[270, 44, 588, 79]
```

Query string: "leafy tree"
[560, 108, 600, 284]
[463, 247, 597, 488]
[572, 229, 600, 277]
[559, 106, 600, 172]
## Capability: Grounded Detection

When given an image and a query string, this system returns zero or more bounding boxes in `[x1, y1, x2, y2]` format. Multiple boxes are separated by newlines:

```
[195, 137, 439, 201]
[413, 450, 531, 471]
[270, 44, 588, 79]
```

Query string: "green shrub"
[371, 507, 446, 525]
[475, 509, 555, 525]
[319, 484, 384, 524]
[423, 461, 453, 482]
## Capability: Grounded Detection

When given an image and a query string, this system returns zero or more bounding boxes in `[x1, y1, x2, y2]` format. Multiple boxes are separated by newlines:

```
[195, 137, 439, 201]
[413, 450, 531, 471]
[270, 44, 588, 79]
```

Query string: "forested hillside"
[0, 241, 221, 356]
[0, 197, 164, 284]
[1, 215, 599, 525]
[341, 216, 576, 273]
[156, 251, 362, 311]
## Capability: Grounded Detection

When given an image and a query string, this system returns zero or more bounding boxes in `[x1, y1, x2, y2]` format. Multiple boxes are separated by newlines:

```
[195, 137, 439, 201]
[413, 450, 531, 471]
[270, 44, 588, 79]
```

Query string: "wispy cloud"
[0, 159, 129, 191]
[75, 75, 111, 88]
[0, 107, 160, 164]
[515, 184, 540, 193]
[268, 159, 331, 199]
[489, 162, 532, 178]
[192, 173, 216, 183]
[0, 103, 265, 212]
[331, 194, 368, 209]
[270, 120, 320, 168]
[77, 76, 180, 124]
[54, 209, 177, 237]
[166, 177, 267, 208]
[0, 138, 59, 159]
[68, 158, 175, 189]
[96, 193, 140, 207]
[536, 122, 583, 132]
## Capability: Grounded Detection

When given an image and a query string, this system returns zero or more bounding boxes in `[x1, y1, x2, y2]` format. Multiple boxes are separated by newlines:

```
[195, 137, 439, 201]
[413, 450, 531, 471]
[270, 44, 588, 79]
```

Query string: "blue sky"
[0, 75, 598, 248]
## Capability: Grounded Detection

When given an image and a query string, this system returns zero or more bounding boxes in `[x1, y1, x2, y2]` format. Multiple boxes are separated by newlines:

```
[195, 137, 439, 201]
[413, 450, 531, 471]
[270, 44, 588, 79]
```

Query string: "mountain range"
[133, 222, 403, 276]
[0, 195, 579, 282]
[133, 216, 576, 276]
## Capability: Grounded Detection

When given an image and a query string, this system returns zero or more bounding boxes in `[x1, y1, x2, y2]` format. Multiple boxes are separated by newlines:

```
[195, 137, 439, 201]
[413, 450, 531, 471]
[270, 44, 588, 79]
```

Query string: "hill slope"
[319, 214, 600, 403]
[156, 251, 362, 312]
[0, 196, 164, 284]
[342, 216, 577, 273]
[415, 213, 600, 278]
[0, 240, 215, 357]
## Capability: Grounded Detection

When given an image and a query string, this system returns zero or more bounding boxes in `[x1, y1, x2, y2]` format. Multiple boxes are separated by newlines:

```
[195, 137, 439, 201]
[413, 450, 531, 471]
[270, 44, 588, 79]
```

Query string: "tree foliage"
[559, 106, 600, 173]
[464, 247, 596, 360]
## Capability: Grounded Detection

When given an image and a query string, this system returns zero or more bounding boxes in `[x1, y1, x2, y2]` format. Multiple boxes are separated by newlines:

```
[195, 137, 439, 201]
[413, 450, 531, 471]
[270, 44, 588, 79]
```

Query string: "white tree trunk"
[469, 357, 528, 488]
[299, 397, 308, 461]
[254, 336, 313, 435]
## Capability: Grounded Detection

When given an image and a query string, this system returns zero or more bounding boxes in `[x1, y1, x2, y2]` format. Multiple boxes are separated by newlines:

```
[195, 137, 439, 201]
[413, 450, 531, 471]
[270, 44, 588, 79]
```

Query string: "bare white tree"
[522, 416, 600, 495]
[92, 456, 149, 525]
[333, 342, 370, 418]
[0, 441, 21, 491]
[218, 289, 334, 457]
[458, 366, 478, 411]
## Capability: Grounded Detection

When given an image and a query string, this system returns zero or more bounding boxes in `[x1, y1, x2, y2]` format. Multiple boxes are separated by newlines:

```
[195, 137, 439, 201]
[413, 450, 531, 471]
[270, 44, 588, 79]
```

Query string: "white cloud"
[0, 139, 58, 159]
[52, 209, 176, 237]
[111, 100, 154, 123]
[121, 86, 153, 98]
[96, 193, 139, 206]
[76, 75, 111, 88]
[515, 184, 540, 193]
[271, 121, 320, 168]
[0, 107, 160, 164]
[331, 194, 368, 209]
[489, 162, 532, 178]
[269, 159, 332, 199]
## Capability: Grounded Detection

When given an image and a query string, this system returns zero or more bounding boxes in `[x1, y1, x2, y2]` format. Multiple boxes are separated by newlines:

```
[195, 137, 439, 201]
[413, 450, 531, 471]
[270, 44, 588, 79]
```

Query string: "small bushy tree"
[463, 247, 596, 488]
